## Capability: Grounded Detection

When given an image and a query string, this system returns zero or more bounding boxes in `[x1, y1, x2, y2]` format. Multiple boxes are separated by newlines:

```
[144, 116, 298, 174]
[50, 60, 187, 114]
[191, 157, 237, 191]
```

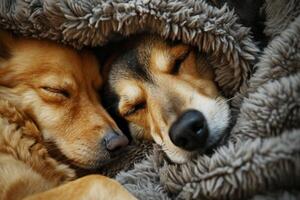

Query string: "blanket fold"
[1, 0, 299, 199]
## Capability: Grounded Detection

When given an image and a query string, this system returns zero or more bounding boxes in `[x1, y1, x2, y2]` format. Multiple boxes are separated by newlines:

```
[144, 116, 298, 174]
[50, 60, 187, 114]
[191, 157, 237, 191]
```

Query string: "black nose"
[169, 110, 209, 151]
[103, 131, 129, 152]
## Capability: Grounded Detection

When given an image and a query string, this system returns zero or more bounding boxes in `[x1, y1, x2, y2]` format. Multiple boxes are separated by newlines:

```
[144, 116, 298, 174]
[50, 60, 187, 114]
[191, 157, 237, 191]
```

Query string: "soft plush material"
[0, 0, 299, 199]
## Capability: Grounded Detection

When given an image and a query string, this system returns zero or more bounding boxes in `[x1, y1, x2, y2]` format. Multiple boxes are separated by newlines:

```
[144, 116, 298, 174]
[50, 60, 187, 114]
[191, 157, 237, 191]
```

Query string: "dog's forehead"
[109, 35, 176, 82]
[107, 35, 184, 100]
[111, 49, 153, 83]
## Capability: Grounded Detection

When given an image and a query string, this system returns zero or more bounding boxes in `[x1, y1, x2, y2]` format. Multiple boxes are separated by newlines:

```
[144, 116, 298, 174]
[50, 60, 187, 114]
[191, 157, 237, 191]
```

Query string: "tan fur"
[0, 31, 135, 200]
[0, 31, 120, 168]
[105, 35, 230, 163]
[0, 99, 75, 199]
[116, 40, 218, 140]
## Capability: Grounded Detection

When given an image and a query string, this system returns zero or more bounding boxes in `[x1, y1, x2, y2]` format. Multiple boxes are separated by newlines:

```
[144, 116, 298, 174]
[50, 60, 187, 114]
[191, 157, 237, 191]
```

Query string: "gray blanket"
[1, 0, 299, 199]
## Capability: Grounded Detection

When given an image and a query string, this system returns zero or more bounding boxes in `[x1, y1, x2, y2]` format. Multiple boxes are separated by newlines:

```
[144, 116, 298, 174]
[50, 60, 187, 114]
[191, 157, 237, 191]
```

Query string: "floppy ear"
[0, 31, 13, 64]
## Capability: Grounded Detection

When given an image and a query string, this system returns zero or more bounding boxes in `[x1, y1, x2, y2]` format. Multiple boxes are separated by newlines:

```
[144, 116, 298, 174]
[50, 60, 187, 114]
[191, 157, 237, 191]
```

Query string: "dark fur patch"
[101, 84, 132, 139]
[102, 84, 120, 114]
[0, 42, 11, 60]
[121, 50, 153, 82]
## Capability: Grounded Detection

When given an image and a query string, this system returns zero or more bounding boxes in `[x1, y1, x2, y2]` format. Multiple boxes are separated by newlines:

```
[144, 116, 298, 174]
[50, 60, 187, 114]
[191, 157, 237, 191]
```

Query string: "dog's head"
[103, 35, 230, 163]
[0, 31, 129, 169]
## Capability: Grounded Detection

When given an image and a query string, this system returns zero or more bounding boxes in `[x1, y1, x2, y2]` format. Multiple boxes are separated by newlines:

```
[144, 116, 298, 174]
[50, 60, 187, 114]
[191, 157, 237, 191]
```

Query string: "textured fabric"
[1, 0, 299, 199]
[0, 0, 259, 99]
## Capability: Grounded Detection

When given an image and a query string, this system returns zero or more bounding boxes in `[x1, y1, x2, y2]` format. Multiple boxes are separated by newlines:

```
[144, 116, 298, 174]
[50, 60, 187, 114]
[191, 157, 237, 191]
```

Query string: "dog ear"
[0, 31, 13, 63]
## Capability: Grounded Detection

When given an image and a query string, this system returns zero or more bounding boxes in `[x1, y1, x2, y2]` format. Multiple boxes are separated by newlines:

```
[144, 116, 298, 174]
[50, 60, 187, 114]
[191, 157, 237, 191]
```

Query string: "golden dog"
[0, 31, 135, 200]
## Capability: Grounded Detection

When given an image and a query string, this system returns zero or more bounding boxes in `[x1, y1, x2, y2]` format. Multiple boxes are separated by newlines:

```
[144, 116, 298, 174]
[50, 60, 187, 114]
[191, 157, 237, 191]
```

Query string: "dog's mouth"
[44, 140, 131, 171]
[163, 105, 231, 163]
[95, 145, 133, 166]
[161, 130, 228, 164]
[69, 145, 136, 178]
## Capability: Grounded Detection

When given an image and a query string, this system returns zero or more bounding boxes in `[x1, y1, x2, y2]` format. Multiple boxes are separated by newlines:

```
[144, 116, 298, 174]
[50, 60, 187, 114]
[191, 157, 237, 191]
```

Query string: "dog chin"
[164, 148, 194, 164]
[161, 140, 195, 163]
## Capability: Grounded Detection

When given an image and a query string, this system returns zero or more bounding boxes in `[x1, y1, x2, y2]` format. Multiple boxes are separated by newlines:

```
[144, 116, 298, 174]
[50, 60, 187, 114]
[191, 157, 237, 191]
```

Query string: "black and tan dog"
[102, 35, 231, 163]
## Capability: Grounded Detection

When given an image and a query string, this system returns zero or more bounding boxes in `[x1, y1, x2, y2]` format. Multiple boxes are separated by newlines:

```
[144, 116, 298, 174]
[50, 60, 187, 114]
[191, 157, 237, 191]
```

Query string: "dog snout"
[103, 131, 129, 152]
[169, 109, 208, 151]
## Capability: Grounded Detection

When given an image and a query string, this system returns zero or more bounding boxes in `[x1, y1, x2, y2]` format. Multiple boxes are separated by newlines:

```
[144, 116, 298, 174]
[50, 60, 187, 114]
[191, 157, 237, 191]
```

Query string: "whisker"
[189, 91, 195, 104]
[215, 93, 246, 104]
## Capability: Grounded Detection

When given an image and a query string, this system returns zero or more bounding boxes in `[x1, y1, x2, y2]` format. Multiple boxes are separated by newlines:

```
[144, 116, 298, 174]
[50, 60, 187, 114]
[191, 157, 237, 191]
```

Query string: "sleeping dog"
[0, 31, 135, 200]
[102, 35, 231, 163]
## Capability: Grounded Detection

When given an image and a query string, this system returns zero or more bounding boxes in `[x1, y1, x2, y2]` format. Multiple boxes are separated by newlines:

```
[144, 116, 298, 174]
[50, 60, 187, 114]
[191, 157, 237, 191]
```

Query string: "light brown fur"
[0, 31, 135, 200]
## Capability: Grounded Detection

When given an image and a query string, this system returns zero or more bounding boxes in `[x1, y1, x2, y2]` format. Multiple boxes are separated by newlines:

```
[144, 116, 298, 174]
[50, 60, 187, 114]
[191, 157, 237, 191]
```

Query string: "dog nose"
[169, 110, 209, 151]
[103, 131, 129, 151]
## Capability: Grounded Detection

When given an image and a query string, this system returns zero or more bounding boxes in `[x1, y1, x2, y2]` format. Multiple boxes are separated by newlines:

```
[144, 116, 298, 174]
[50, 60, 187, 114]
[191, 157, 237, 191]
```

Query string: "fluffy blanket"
[1, 0, 299, 199]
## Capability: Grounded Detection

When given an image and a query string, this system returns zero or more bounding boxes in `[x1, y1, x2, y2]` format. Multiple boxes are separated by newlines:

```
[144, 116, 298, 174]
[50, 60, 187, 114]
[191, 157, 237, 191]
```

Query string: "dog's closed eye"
[170, 50, 190, 74]
[123, 101, 146, 117]
[171, 58, 184, 74]
[41, 87, 70, 98]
